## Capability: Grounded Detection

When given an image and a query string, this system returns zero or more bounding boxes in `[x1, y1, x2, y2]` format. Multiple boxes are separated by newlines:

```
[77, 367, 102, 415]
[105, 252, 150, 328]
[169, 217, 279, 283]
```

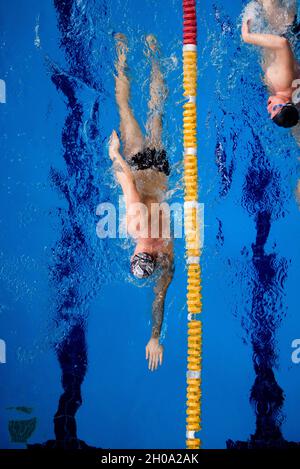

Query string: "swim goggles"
[272, 103, 285, 112]
[272, 102, 293, 112]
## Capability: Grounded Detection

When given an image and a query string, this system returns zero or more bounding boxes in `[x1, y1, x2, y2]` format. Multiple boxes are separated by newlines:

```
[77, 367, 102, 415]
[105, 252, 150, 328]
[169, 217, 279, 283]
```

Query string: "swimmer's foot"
[144, 34, 161, 59]
[114, 33, 128, 70]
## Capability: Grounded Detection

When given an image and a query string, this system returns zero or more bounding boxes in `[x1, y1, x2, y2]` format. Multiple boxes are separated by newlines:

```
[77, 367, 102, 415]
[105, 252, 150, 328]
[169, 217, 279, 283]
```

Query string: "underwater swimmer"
[109, 34, 174, 371]
[242, 0, 300, 128]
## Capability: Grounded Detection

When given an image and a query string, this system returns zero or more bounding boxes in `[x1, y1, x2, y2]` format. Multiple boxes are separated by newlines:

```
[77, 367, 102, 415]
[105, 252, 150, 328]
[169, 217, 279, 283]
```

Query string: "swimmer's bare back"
[112, 33, 172, 257]
[109, 34, 174, 372]
[108, 130, 172, 255]
[242, 19, 298, 95]
[108, 130, 174, 372]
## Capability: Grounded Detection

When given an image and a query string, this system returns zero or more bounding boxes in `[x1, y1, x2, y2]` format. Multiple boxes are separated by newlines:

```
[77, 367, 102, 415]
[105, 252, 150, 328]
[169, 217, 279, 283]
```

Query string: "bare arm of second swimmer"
[242, 20, 289, 50]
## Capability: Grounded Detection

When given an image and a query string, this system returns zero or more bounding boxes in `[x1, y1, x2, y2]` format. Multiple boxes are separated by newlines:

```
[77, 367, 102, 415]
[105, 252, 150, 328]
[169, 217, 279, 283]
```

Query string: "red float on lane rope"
[183, 0, 197, 45]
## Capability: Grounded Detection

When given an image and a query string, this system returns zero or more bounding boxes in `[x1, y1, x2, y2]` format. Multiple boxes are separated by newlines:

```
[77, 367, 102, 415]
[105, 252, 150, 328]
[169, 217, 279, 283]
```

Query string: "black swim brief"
[129, 147, 170, 176]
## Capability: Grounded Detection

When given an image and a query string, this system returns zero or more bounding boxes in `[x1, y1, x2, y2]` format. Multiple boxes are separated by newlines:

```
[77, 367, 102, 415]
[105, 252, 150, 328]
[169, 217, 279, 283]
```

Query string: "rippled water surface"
[0, 0, 300, 449]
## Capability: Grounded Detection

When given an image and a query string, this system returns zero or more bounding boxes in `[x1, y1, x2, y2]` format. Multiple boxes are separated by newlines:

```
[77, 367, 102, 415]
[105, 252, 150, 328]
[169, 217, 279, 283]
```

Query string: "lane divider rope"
[183, 0, 202, 450]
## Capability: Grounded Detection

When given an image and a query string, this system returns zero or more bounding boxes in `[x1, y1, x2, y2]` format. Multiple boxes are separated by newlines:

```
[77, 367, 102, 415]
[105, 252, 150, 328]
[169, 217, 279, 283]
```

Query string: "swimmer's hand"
[109, 130, 120, 158]
[146, 338, 163, 371]
[242, 19, 251, 42]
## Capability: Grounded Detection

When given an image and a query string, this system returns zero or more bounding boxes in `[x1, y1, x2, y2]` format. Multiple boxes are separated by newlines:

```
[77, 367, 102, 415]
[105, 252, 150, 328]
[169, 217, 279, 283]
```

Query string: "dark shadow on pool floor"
[225, 132, 300, 449]
[32, 0, 109, 450]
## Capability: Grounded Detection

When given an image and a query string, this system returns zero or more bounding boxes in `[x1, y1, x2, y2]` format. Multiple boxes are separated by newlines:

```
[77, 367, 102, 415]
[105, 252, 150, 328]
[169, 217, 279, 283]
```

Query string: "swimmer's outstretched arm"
[108, 130, 140, 205]
[146, 255, 174, 371]
[242, 19, 289, 49]
[151, 264, 174, 339]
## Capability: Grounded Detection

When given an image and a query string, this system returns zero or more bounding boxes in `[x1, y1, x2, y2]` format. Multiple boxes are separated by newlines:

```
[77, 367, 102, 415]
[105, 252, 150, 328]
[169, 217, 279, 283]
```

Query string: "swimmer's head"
[268, 96, 299, 128]
[130, 252, 156, 279]
[272, 104, 299, 128]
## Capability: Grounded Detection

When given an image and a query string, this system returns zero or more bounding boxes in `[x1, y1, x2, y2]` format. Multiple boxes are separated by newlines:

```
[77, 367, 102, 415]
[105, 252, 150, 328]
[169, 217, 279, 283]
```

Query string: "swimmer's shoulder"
[158, 244, 174, 266]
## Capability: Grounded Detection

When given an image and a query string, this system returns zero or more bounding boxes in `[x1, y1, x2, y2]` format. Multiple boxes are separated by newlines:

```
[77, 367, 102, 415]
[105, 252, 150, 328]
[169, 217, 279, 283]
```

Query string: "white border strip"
[184, 147, 197, 155]
[187, 256, 200, 265]
[0, 339, 6, 364]
[183, 44, 197, 52]
[0, 79, 6, 104]
[187, 370, 201, 379]
[188, 313, 201, 321]
[187, 95, 196, 103]
[185, 200, 198, 209]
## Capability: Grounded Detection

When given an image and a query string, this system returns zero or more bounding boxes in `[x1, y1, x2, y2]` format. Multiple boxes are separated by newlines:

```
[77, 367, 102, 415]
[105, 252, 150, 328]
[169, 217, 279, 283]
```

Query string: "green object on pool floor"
[8, 417, 37, 443]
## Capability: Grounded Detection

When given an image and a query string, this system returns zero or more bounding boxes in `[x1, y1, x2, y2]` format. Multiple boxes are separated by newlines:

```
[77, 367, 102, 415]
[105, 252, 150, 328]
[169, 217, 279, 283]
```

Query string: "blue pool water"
[0, 0, 300, 449]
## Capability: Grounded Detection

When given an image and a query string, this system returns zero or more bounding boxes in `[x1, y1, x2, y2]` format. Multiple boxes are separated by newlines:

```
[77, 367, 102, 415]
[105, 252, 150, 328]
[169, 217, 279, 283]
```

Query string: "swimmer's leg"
[144, 34, 168, 151]
[114, 33, 144, 159]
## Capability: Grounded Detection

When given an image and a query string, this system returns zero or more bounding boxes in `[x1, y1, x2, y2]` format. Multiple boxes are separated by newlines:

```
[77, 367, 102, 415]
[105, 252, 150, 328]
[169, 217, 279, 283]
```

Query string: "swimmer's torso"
[134, 168, 167, 201]
[263, 45, 300, 93]
[126, 168, 172, 254]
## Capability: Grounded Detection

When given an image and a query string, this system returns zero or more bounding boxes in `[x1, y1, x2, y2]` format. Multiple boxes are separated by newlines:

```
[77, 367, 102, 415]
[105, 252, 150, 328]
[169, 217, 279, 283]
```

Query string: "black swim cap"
[130, 252, 156, 279]
[272, 103, 299, 128]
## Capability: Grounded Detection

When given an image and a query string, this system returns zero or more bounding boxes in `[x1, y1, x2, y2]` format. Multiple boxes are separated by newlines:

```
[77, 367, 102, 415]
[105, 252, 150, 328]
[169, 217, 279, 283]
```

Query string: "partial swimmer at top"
[242, 0, 300, 128]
